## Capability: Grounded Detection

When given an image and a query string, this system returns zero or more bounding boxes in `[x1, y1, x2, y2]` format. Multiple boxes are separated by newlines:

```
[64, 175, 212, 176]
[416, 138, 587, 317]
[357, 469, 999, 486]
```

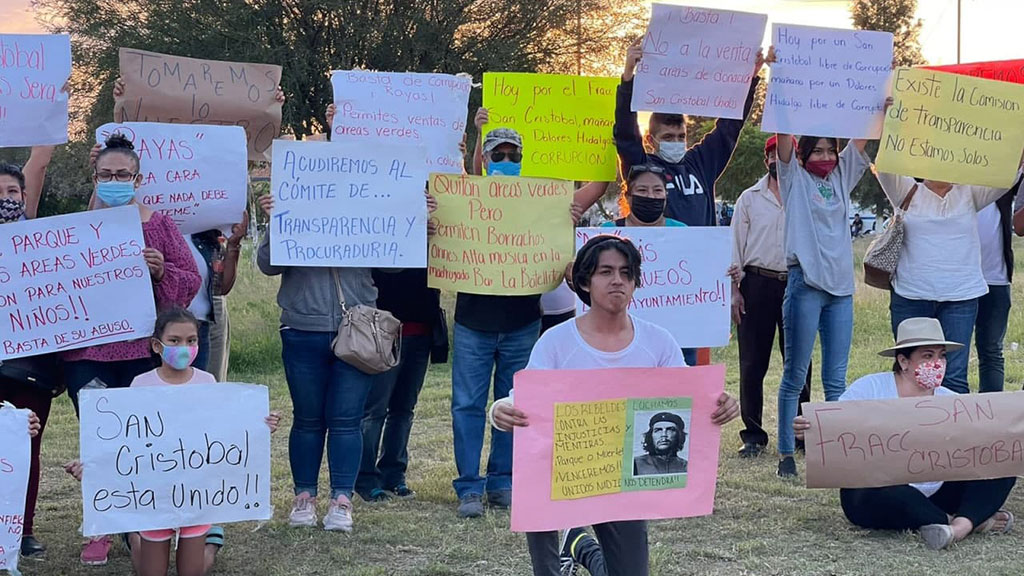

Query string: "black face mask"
[767, 162, 778, 180]
[630, 196, 665, 224]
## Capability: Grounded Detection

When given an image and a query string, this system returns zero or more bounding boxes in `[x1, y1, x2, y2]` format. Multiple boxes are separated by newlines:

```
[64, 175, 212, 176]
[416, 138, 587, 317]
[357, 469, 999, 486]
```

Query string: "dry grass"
[18, 238, 1024, 575]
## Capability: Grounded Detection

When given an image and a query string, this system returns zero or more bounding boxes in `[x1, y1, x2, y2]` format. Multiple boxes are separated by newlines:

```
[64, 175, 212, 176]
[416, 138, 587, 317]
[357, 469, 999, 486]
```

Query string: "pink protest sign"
[511, 365, 724, 532]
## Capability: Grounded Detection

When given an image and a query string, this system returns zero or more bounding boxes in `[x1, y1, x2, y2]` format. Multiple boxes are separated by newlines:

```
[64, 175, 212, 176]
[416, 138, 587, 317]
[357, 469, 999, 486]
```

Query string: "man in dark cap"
[633, 412, 688, 475]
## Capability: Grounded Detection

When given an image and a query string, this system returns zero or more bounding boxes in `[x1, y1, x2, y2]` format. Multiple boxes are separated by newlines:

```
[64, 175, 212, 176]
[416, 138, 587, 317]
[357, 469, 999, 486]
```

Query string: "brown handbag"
[330, 270, 402, 374]
[863, 184, 918, 290]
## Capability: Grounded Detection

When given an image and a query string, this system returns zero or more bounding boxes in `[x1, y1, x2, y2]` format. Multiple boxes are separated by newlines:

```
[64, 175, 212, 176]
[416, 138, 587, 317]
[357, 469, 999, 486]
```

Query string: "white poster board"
[0, 34, 71, 147]
[96, 123, 248, 235]
[0, 405, 30, 574]
[575, 227, 731, 348]
[761, 24, 894, 138]
[631, 4, 766, 118]
[330, 70, 471, 173]
[79, 383, 272, 536]
[0, 206, 157, 360]
[269, 139, 429, 267]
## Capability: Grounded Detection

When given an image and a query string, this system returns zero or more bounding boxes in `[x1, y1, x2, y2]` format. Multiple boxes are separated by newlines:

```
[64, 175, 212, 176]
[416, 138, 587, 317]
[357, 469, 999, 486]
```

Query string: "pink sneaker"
[81, 536, 112, 566]
[323, 495, 354, 532]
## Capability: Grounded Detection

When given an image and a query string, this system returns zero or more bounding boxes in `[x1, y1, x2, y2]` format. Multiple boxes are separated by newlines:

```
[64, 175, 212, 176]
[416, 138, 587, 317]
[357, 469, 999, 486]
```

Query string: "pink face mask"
[913, 360, 946, 390]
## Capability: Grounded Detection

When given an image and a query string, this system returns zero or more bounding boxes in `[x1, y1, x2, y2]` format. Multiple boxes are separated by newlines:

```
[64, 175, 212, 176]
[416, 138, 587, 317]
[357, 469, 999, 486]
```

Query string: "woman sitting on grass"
[793, 317, 1015, 550]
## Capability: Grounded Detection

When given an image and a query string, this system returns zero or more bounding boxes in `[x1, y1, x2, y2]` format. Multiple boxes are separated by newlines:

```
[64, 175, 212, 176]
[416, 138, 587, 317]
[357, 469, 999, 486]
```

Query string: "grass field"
[17, 238, 1024, 576]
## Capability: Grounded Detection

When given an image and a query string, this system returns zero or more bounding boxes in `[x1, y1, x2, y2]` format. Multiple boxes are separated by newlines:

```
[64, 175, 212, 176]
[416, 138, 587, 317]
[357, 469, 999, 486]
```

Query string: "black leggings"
[526, 521, 648, 576]
[841, 477, 1016, 531]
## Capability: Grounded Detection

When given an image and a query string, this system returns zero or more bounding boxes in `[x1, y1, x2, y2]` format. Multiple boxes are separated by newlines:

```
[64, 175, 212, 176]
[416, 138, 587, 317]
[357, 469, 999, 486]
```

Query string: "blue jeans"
[451, 320, 539, 499]
[193, 320, 211, 372]
[280, 328, 377, 500]
[65, 357, 157, 415]
[681, 348, 697, 366]
[777, 266, 853, 456]
[889, 292, 978, 394]
[975, 285, 1011, 393]
[355, 334, 432, 496]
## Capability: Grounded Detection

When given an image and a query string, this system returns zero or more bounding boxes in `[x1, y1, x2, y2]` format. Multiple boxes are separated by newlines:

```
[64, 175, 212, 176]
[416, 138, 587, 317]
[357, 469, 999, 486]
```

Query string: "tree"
[850, 0, 927, 219]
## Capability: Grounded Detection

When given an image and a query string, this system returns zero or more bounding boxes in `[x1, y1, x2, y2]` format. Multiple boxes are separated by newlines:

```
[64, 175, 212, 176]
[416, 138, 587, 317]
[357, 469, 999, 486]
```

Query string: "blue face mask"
[96, 181, 136, 207]
[488, 161, 521, 177]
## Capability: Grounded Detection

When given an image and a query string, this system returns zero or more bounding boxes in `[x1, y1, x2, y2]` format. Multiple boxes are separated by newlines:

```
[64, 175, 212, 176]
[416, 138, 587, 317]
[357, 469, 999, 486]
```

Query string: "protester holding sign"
[62, 134, 200, 565]
[793, 318, 1016, 550]
[491, 235, 738, 576]
[603, 164, 686, 228]
[256, 191, 380, 532]
[730, 136, 810, 458]
[0, 162, 61, 559]
[595, 41, 763, 227]
[874, 161, 1022, 394]
[766, 45, 875, 479]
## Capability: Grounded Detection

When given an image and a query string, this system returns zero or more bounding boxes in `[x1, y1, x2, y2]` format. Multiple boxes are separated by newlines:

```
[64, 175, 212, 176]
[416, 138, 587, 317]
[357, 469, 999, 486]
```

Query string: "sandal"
[974, 510, 1015, 534]
[920, 524, 955, 550]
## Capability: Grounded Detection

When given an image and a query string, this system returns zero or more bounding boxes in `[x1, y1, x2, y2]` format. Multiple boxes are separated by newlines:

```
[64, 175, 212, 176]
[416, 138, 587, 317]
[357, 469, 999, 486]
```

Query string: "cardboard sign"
[96, 123, 248, 235]
[482, 73, 618, 181]
[875, 67, 1024, 188]
[761, 24, 893, 138]
[511, 366, 724, 532]
[803, 391, 1024, 489]
[114, 48, 283, 161]
[427, 173, 573, 295]
[0, 405, 30, 574]
[631, 4, 766, 118]
[575, 227, 731, 348]
[269, 139, 429, 267]
[330, 70, 471, 174]
[79, 383, 272, 536]
[0, 34, 71, 147]
[926, 59, 1024, 84]
[0, 206, 157, 360]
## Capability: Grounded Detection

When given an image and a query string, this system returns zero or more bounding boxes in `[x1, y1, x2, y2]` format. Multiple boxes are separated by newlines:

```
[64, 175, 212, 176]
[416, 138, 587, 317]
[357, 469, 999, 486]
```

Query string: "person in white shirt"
[730, 135, 810, 458]
[793, 318, 1015, 550]
[874, 167, 1016, 394]
[491, 234, 739, 576]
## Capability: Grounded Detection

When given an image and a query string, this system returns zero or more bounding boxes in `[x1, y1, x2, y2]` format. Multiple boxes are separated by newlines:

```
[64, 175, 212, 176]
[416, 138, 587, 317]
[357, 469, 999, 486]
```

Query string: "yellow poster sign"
[551, 399, 627, 501]
[876, 67, 1024, 188]
[482, 73, 619, 182]
[428, 173, 573, 295]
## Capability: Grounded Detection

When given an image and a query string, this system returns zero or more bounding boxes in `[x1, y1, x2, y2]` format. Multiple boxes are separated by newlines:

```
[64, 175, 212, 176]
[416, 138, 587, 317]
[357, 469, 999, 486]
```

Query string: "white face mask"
[658, 141, 687, 164]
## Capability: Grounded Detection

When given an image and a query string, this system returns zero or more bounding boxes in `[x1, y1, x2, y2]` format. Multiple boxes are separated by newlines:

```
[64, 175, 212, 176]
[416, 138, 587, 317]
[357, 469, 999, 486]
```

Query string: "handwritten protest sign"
[79, 383, 272, 536]
[96, 123, 247, 235]
[574, 227, 731, 348]
[114, 48, 283, 161]
[330, 70, 470, 174]
[761, 24, 893, 138]
[512, 365, 724, 531]
[0, 34, 71, 147]
[0, 206, 157, 360]
[427, 173, 573, 295]
[482, 73, 618, 181]
[802, 391, 1024, 489]
[0, 405, 29, 574]
[926, 59, 1024, 84]
[269, 139, 428, 267]
[631, 4, 766, 118]
[875, 67, 1024, 188]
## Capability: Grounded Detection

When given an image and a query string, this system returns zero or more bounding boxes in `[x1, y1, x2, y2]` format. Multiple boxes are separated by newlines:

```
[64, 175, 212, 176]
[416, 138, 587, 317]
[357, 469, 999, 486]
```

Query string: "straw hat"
[878, 317, 964, 357]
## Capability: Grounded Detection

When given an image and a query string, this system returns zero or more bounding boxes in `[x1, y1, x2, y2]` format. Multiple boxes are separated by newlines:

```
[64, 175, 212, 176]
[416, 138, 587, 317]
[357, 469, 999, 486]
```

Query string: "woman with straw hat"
[793, 317, 1016, 550]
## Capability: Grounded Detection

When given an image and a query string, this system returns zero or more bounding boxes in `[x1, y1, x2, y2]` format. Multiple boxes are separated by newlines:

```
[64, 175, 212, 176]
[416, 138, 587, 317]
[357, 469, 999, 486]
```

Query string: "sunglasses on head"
[490, 150, 522, 163]
[627, 164, 666, 179]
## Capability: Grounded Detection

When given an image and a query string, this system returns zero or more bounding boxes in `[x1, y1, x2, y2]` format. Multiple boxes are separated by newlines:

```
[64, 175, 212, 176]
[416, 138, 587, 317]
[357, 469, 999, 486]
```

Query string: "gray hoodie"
[257, 232, 377, 332]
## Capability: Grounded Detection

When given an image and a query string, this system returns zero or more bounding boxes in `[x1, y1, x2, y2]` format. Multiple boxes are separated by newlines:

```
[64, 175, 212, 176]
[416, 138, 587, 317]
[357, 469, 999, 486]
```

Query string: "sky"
[2, 0, 1021, 65]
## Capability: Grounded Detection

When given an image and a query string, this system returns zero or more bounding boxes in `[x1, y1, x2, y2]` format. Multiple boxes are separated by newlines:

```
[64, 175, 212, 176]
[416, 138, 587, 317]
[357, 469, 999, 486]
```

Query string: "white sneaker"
[289, 492, 318, 527]
[323, 495, 354, 532]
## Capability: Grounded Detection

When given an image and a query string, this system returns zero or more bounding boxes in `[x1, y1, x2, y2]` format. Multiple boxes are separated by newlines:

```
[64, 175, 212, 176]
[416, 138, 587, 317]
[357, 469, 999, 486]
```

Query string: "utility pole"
[576, 0, 582, 75]
[956, 0, 961, 64]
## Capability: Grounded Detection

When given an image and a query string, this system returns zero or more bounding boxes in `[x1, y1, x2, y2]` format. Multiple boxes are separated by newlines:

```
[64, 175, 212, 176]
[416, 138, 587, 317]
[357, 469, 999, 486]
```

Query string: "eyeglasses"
[490, 150, 522, 163]
[627, 164, 666, 179]
[95, 171, 138, 183]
